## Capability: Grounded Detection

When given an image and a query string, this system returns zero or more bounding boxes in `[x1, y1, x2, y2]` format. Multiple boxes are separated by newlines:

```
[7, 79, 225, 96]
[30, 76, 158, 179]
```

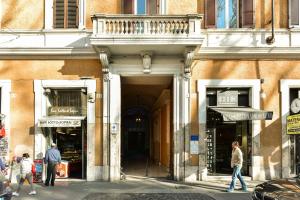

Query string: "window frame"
[289, 0, 300, 28]
[205, 0, 254, 29]
[45, 0, 85, 30]
[215, 0, 239, 29]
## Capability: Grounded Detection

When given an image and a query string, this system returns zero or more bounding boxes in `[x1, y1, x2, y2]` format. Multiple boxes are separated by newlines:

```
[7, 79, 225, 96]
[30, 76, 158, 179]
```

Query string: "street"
[9, 176, 253, 200]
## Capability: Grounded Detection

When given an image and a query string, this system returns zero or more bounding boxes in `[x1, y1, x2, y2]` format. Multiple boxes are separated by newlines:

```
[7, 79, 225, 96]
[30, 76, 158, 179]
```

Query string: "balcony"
[90, 14, 203, 55]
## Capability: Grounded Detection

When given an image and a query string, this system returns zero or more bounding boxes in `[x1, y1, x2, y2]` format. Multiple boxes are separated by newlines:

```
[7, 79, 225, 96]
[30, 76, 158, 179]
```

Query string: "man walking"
[44, 143, 61, 186]
[227, 141, 247, 192]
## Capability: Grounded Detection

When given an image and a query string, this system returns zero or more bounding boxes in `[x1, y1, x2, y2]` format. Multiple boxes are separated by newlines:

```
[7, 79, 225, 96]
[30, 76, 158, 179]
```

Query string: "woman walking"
[12, 153, 36, 196]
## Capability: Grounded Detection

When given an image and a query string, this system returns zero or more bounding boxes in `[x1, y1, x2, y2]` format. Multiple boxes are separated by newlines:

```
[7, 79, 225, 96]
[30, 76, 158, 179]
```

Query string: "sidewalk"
[8, 176, 255, 200]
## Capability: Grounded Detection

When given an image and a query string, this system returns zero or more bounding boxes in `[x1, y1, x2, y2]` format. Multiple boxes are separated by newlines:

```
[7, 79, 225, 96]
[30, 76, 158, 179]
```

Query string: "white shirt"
[231, 147, 243, 168]
[20, 158, 33, 174]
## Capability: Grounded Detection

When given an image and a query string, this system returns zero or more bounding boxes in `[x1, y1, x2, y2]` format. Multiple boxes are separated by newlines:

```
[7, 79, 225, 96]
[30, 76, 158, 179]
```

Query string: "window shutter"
[124, 0, 134, 14]
[290, 0, 300, 26]
[205, 0, 216, 28]
[149, 0, 158, 15]
[54, 0, 65, 28]
[67, 0, 78, 28]
[241, 0, 254, 28]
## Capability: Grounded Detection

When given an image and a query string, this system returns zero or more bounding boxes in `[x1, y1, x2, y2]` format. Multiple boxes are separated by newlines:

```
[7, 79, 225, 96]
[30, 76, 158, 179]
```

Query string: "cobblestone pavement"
[83, 193, 215, 200]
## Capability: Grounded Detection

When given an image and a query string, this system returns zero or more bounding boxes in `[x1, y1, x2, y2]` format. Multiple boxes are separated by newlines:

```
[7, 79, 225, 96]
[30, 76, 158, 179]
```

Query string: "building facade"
[0, 0, 299, 182]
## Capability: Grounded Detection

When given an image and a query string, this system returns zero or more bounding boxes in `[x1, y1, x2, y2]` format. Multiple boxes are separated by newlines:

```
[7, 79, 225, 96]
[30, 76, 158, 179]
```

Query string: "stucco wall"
[190, 59, 300, 179]
[0, 60, 103, 166]
[167, 0, 198, 15]
[86, 0, 121, 29]
[1, 0, 44, 29]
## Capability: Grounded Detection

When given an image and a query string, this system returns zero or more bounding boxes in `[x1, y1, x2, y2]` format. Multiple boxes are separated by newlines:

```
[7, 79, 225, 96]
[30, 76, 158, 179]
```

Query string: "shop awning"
[38, 116, 86, 127]
[209, 107, 273, 121]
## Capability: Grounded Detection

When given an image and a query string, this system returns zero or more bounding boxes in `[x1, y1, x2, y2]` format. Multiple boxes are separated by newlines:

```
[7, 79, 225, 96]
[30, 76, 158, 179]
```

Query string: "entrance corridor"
[121, 76, 173, 178]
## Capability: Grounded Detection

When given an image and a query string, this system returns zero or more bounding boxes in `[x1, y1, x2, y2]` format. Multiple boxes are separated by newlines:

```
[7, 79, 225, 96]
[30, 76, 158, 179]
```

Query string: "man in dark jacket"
[44, 143, 61, 186]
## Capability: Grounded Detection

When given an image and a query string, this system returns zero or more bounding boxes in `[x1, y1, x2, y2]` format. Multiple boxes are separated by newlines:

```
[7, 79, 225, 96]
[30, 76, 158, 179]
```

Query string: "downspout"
[266, 0, 275, 44]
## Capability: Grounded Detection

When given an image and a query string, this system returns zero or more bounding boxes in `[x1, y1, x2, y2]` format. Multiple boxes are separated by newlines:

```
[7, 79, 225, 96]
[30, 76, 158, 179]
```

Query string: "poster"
[56, 161, 69, 178]
[287, 114, 300, 134]
[33, 159, 43, 183]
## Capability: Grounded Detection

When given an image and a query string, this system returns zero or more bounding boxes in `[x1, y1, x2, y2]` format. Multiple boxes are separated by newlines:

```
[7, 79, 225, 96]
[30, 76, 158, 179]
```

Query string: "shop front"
[198, 80, 273, 180]
[34, 80, 97, 181]
[0, 80, 11, 164]
[281, 80, 300, 178]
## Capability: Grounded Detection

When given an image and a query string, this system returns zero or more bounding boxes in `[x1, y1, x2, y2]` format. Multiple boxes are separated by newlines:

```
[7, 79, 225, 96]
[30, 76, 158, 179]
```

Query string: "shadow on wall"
[2, 0, 43, 29]
[257, 117, 282, 180]
[57, 60, 101, 78]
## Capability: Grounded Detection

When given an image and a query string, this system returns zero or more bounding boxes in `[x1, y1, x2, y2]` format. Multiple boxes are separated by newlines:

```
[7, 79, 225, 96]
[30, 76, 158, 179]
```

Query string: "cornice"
[195, 47, 300, 60]
[0, 47, 97, 59]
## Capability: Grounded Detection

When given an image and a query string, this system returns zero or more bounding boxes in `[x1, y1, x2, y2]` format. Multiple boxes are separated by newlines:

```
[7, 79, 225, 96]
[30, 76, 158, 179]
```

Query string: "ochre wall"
[197, 0, 289, 28]
[0, 60, 103, 166]
[167, 0, 198, 15]
[191, 59, 300, 178]
[86, 0, 122, 29]
[1, 0, 44, 29]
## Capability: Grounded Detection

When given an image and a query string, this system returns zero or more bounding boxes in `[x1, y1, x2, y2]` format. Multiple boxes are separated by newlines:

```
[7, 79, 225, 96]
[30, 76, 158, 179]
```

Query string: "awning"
[209, 107, 273, 121]
[38, 116, 86, 127]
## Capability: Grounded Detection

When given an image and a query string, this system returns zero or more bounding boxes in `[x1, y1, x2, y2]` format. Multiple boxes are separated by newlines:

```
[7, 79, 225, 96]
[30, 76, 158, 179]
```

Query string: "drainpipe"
[266, 0, 275, 45]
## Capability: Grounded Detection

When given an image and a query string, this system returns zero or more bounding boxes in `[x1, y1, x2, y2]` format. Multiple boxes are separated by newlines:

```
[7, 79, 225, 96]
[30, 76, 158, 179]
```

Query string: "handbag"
[31, 164, 36, 174]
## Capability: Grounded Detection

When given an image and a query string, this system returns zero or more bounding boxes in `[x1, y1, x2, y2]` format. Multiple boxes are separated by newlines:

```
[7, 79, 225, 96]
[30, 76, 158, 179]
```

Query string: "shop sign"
[217, 90, 238, 107]
[48, 106, 81, 116]
[287, 114, 300, 134]
[38, 119, 81, 127]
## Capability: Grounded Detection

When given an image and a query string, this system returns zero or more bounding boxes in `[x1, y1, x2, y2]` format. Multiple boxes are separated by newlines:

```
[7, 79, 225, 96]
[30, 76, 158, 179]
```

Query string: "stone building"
[0, 0, 299, 182]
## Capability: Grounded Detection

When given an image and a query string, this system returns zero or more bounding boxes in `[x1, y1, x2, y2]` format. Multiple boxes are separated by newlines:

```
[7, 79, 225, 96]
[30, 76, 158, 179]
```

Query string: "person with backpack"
[12, 153, 36, 196]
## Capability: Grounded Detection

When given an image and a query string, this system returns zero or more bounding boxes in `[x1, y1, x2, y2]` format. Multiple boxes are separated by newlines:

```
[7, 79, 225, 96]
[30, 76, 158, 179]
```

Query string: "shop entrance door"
[48, 120, 87, 179]
[206, 119, 251, 175]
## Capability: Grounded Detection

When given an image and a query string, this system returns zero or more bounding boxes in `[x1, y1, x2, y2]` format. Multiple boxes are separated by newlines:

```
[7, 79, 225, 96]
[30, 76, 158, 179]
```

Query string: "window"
[54, 0, 78, 28]
[205, 0, 253, 28]
[123, 0, 164, 15]
[290, 0, 300, 27]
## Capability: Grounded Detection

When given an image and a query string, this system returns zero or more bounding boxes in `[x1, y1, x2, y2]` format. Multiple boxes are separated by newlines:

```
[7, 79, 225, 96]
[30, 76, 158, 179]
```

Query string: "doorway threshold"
[207, 174, 252, 181]
[55, 178, 86, 182]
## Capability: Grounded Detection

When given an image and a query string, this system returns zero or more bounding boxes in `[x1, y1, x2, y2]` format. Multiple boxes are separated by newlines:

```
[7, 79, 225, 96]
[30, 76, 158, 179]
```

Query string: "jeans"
[229, 166, 247, 190]
[45, 162, 57, 186]
[17, 172, 34, 192]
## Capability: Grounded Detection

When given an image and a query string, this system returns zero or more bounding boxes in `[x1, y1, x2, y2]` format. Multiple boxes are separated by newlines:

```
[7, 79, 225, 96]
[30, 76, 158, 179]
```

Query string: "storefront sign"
[217, 90, 238, 107]
[287, 114, 300, 134]
[38, 119, 81, 127]
[48, 106, 81, 116]
[190, 135, 199, 154]
[33, 159, 43, 183]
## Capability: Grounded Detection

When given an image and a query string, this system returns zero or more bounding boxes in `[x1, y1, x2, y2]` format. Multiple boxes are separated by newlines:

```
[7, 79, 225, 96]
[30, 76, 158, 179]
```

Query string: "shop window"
[290, 0, 300, 27]
[54, 0, 79, 28]
[289, 88, 300, 174]
[123, 0, 165, 15]
[46, 89, 87, 116]
[205, 0, 254, 28]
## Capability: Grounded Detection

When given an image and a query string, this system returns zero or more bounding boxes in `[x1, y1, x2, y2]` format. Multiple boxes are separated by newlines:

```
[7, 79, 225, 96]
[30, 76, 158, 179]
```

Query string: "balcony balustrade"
[91, 14, 202, 38]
